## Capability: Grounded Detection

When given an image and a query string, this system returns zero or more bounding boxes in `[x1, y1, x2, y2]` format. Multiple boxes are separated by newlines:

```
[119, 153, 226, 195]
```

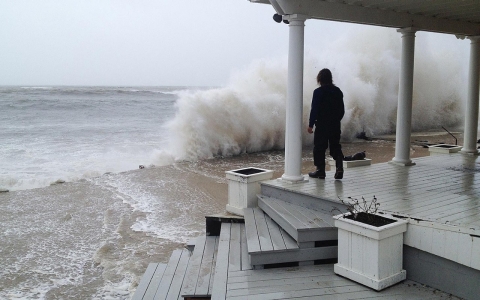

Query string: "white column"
[461, 36, 480, 155]
[281, 14, 307, 182]
[392, 28, 416, 166]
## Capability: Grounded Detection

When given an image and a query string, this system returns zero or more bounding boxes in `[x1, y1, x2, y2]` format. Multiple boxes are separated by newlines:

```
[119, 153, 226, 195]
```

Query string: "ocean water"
[0, 27, 470, 300]
[0, 86, 183, 191]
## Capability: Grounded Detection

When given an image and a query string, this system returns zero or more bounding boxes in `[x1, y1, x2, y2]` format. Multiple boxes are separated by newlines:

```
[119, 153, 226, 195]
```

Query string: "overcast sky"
[0, 0, 469, 87]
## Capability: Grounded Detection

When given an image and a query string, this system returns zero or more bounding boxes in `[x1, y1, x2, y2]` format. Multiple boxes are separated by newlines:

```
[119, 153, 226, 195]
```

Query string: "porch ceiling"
[250, 0, 480, 36]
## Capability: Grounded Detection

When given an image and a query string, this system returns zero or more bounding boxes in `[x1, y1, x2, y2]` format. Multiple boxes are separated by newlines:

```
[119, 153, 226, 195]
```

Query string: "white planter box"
[428, 144, 462, 154]
[333, 213, 408, 291]
[225, 167, 273, 216]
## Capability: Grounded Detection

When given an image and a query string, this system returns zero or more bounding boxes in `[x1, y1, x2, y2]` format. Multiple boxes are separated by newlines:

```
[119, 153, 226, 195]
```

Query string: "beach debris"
[356, 131, 370, 140]
[62, 213, 72, 222]
[344, 151, 366, 161]
[50, 179, 66, 185]
[0, 188, 9, 193]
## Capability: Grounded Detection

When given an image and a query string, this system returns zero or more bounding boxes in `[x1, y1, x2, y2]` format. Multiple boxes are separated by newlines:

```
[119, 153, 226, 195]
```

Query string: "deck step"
[132, 249, 191, 300]
[258, 195, 338, 243]
[181, 235, 219, 298]
[244, 207, 337, 266]
[132, 263, 166, 300]
[212, 222, 252, 300]
[260, 179, 349, 214]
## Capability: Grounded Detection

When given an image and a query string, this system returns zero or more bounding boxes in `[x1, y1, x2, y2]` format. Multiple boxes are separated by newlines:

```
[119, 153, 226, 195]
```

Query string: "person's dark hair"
[317, 68, 333, 85]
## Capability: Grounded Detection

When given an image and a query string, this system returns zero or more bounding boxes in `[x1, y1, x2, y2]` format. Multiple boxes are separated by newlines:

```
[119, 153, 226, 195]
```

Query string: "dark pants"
[313, 129, 343, 171]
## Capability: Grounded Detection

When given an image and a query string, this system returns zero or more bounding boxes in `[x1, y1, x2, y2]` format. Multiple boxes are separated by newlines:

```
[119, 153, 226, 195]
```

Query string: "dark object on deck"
[356, 131, 370, 140]
[344, 151, 366, 161]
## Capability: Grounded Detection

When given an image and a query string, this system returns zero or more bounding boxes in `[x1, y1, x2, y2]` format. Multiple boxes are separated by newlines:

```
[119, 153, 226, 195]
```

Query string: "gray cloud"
[0, 0, 467, 87]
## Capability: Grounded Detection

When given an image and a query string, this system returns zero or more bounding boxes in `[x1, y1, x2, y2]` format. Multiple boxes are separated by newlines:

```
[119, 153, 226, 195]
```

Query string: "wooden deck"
[265, 154, 480, 231]
[224, 265, 452, 300]
[215, 223, 460, 300]
[133, 153, 479, 300]
[133, 222, 462, 300]
[261, 153, 480, 274]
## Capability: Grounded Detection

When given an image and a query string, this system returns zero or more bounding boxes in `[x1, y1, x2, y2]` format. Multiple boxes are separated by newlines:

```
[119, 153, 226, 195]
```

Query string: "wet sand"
[187, 130, 464, 184]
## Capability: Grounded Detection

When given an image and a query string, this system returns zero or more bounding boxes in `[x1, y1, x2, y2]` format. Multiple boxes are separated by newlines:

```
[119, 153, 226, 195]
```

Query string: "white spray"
[165, 27, 467, 161]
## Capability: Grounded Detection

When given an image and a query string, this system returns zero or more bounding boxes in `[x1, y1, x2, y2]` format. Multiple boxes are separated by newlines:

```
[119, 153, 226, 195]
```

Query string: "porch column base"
[389, 159, 416, 167]
[280, 174, 308, 183]
[461, 149, 479, 155]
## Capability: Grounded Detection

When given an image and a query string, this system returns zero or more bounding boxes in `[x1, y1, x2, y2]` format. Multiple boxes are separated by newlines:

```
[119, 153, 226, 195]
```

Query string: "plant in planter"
[332, 196, 408, 291]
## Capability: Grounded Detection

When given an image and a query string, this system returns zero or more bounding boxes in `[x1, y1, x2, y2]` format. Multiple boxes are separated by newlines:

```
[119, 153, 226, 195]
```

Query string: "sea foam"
[164, 27, 467, 162]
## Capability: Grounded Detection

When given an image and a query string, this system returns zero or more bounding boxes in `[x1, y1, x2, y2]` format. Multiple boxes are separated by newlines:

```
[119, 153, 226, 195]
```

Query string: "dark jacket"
[308, 85, 345, 134]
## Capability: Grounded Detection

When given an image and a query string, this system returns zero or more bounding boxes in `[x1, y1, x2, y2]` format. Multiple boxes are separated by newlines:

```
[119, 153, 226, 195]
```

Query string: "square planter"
[225, 167, 273, 216]
[333, 213, 408, 291]
[428, 144, 462, 154]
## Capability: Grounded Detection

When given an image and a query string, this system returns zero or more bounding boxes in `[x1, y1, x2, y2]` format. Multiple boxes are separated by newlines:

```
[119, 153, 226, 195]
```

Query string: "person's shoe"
[309, 170, 326, 179]
[334, 168, 344, 179]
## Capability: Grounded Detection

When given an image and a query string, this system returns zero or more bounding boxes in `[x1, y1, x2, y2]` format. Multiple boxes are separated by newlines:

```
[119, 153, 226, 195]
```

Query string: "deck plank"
[195, 236, 218, 296]
[229, 223, 242, 272]
[165, 249, 190, 300]
[208, 234, 220, 294]
[153, 249, 182, 300]
[143, 264, 167, 300]
[211, 223, 231, 300]
[227, 281, 369, 298]
[239, 224, 252, 271]
[279, 199, 331, 228]
[131, 263, 159, 300]
[253, 207, 274, 252]
[181, 235, 206, 296]
[227, 273, 345, 290]
[228, 265, 332, 282]
[243, 208, 261, 253]
[264, 213, 287, 251]
[259, 195, 306, 232]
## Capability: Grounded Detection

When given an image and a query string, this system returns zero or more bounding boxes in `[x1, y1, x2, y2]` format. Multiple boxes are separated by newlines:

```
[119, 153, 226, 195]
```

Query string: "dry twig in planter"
[333, 196, 381, 224]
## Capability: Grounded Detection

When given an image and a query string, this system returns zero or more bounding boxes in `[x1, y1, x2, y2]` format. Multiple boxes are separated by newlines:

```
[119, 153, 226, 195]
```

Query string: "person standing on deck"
[307, 68, 345, 179]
